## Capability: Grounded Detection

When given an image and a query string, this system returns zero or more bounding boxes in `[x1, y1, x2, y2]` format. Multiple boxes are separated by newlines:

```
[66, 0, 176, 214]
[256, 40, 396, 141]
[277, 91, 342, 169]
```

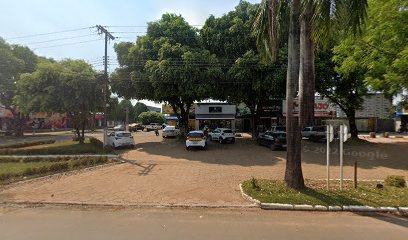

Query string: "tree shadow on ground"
[301, 187, 363, 206]
[300, 138, 408, 170]
[355, 212, 408, 228]
[131, 138, 284, 167]
[130, 136, 408, 170]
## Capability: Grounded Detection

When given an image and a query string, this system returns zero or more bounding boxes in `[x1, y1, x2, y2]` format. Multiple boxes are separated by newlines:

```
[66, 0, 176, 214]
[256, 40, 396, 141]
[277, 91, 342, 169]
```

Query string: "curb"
[0, 154, 120, 158]
[239, 184, 407, 214]
[239, 184, 260, 206]
[0, 201, 258, 210]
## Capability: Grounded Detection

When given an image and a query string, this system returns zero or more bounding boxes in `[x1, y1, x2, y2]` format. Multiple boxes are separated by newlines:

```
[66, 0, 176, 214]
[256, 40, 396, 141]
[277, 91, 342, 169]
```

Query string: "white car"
[208, 128, 235, 143]
[186, 131, 207, 150]
[162, 126, 179, 138]
[107, 131, 135, 149]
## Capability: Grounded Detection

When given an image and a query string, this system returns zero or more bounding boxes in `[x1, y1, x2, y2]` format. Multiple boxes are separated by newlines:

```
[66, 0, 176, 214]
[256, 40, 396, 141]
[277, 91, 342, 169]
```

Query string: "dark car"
[257, 131, 287, 151]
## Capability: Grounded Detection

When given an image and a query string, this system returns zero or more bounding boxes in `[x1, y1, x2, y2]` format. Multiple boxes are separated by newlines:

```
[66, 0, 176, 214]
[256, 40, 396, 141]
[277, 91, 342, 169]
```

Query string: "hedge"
[0, 139, 56, 149]
[0, 156, 110, 182]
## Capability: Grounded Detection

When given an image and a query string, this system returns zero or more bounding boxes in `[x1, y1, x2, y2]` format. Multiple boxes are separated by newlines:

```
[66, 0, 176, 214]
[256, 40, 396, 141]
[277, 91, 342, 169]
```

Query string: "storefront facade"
[194, 103, 236, 131]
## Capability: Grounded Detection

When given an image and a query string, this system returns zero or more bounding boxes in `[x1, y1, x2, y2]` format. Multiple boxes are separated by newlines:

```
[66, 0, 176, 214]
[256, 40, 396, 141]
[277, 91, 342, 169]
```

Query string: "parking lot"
[0, 131, 407, 206]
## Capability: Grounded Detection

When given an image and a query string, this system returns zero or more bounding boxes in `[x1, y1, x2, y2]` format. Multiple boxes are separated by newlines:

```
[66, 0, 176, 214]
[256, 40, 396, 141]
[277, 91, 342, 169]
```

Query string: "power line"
[5, 26, 95, 40]
[33, 39, 103, 50]
[24, 34, 99, 45]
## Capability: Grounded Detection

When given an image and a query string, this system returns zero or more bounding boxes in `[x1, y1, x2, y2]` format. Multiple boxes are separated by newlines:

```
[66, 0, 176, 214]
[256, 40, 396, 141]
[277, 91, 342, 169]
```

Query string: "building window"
[209, 106, 222, 113]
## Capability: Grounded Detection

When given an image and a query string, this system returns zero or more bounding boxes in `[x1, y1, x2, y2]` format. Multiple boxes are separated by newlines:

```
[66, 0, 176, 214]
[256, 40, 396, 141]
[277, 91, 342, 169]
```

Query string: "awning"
[195, 114, 235, 120]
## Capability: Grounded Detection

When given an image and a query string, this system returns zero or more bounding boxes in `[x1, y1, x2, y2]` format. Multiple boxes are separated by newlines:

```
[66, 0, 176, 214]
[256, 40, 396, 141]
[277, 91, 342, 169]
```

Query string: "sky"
[0, 0, 260, 107]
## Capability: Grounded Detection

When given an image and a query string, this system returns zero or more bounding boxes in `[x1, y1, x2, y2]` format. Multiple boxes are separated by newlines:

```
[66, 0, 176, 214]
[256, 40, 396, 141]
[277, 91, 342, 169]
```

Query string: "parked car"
[128, 123, 143, 132]
[143, 123, 162, 131]
[162, 126, 179, 138]
[208, 128, 235, 143]
[302, 126, 326, 141]
[113, 125, 125, 131]
[186, 130, 207, 150]
[257, 131, 287, 151]
[107, 131, 135, 149]
[270, 125, 286, 133]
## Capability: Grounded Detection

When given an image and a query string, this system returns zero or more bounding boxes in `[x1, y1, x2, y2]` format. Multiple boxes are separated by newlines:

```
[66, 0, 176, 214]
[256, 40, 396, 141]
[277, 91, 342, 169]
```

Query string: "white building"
[194, 103, 236, 131]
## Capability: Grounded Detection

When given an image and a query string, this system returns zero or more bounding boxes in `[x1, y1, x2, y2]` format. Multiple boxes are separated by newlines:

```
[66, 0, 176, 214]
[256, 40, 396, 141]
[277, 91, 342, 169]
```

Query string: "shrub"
[0, 139, 56, 149]
[48, 162, 69, 172]
[251, 177, 260, 190]
[385, 175, 407, 188]
[89, 137, 103, 146]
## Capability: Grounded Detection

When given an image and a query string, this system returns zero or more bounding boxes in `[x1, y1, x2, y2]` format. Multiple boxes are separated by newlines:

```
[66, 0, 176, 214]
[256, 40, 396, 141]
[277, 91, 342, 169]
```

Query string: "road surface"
[0, 207, 407, 240]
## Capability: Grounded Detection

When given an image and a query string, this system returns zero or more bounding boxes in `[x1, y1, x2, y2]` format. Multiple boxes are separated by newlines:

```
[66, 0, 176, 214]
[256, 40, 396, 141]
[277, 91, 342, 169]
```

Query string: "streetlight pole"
[96, 25, 115, 146]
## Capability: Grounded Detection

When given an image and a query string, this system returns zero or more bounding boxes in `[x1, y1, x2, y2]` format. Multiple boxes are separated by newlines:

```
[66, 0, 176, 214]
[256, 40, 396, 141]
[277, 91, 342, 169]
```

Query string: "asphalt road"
[1, 207, 407, 240]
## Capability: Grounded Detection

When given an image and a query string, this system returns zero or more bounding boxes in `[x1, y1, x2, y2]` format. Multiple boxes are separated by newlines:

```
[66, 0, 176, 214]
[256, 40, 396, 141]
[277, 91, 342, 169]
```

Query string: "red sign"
[282, 99, 335, 117]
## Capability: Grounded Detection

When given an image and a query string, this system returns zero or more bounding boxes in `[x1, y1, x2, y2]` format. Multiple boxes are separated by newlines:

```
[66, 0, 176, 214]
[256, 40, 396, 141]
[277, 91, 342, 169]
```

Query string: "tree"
[315, 47, 367, 139]
[0, 38, 38, 136]
[252, 0, 368, 189]
[138, 112, 165, 125]
[111, 14, 223, 134]
[15, 60, 103, 144]
[201, 1, 288, 137]
[109, 99, 136, 123]
[134, 102, 149, 122]
[228, 50, 286, 138]
[344, 0, 408, 96]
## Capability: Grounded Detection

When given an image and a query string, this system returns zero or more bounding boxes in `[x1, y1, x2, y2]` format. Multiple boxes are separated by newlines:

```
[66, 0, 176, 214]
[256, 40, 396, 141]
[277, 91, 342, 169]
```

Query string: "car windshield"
[223, 130, 232, 133]
[189, 133, 204, 138]
[116, 133, 131, 137]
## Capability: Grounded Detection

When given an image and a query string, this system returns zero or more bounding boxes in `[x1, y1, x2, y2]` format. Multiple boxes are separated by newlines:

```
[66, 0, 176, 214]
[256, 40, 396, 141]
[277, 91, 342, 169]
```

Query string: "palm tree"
[253, 0, 368, 189]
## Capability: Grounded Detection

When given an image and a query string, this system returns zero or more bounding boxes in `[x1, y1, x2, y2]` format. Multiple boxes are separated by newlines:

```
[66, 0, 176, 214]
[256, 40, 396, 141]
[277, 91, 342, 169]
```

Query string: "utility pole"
[96, 25, 115, 146]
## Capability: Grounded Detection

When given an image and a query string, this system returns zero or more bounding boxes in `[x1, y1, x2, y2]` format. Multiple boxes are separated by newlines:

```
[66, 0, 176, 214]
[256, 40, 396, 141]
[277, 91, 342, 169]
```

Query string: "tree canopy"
[15, 59, 103, 143]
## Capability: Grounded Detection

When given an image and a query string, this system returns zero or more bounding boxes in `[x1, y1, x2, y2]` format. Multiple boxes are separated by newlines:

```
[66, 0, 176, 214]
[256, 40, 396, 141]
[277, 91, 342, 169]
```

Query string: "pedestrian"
[155, 129, 159, 136]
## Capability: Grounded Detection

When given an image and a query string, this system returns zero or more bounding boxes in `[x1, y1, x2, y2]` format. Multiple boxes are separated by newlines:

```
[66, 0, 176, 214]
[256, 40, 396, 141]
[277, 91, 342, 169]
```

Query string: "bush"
[0, 139, 56, 149]
[138, 112, 165, 125]
[48, 162, 69, 172]
[89, 137, 103, 146]
[385, 175, 407, 188]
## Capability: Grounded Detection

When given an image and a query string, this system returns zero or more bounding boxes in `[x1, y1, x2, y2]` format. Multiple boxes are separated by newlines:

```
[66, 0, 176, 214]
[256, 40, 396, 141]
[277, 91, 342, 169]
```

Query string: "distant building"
[194, 103, 236, 131]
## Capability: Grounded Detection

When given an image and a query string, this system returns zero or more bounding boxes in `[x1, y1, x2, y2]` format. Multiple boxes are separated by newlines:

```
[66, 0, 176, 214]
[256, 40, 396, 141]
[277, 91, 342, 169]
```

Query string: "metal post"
[339, 124, 344, 190]
[354, 161, 357, 189]
[326, 125, 330, 190]
[125, 106, 129, 132]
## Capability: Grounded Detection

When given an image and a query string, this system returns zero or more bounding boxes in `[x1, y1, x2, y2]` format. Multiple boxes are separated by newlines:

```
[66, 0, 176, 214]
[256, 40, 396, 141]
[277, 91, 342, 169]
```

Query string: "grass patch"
[0, 156, 111, 184]
[0, 139, 56, 149]
[242, 179, 408, 207]
[0, 138, 112, 155]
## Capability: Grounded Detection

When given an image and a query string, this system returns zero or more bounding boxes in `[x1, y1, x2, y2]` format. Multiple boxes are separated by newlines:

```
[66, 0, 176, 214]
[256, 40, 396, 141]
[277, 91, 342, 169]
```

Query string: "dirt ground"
[0, 131, 407, 206]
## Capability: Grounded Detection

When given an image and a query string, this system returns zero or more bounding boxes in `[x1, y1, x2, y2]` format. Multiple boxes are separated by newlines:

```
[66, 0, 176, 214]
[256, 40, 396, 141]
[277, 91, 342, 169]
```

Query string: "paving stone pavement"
[0, 131, 407, 206]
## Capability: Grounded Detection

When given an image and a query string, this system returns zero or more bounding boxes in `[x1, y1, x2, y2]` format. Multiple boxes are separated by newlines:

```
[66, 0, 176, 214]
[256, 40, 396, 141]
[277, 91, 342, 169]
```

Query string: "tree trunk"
[80, 120, 85, 144]
[284, 0, 305, 190]
[346, 110, 359, 139]
[7, 107, 26, 137]
[299, 0, 315, 129]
